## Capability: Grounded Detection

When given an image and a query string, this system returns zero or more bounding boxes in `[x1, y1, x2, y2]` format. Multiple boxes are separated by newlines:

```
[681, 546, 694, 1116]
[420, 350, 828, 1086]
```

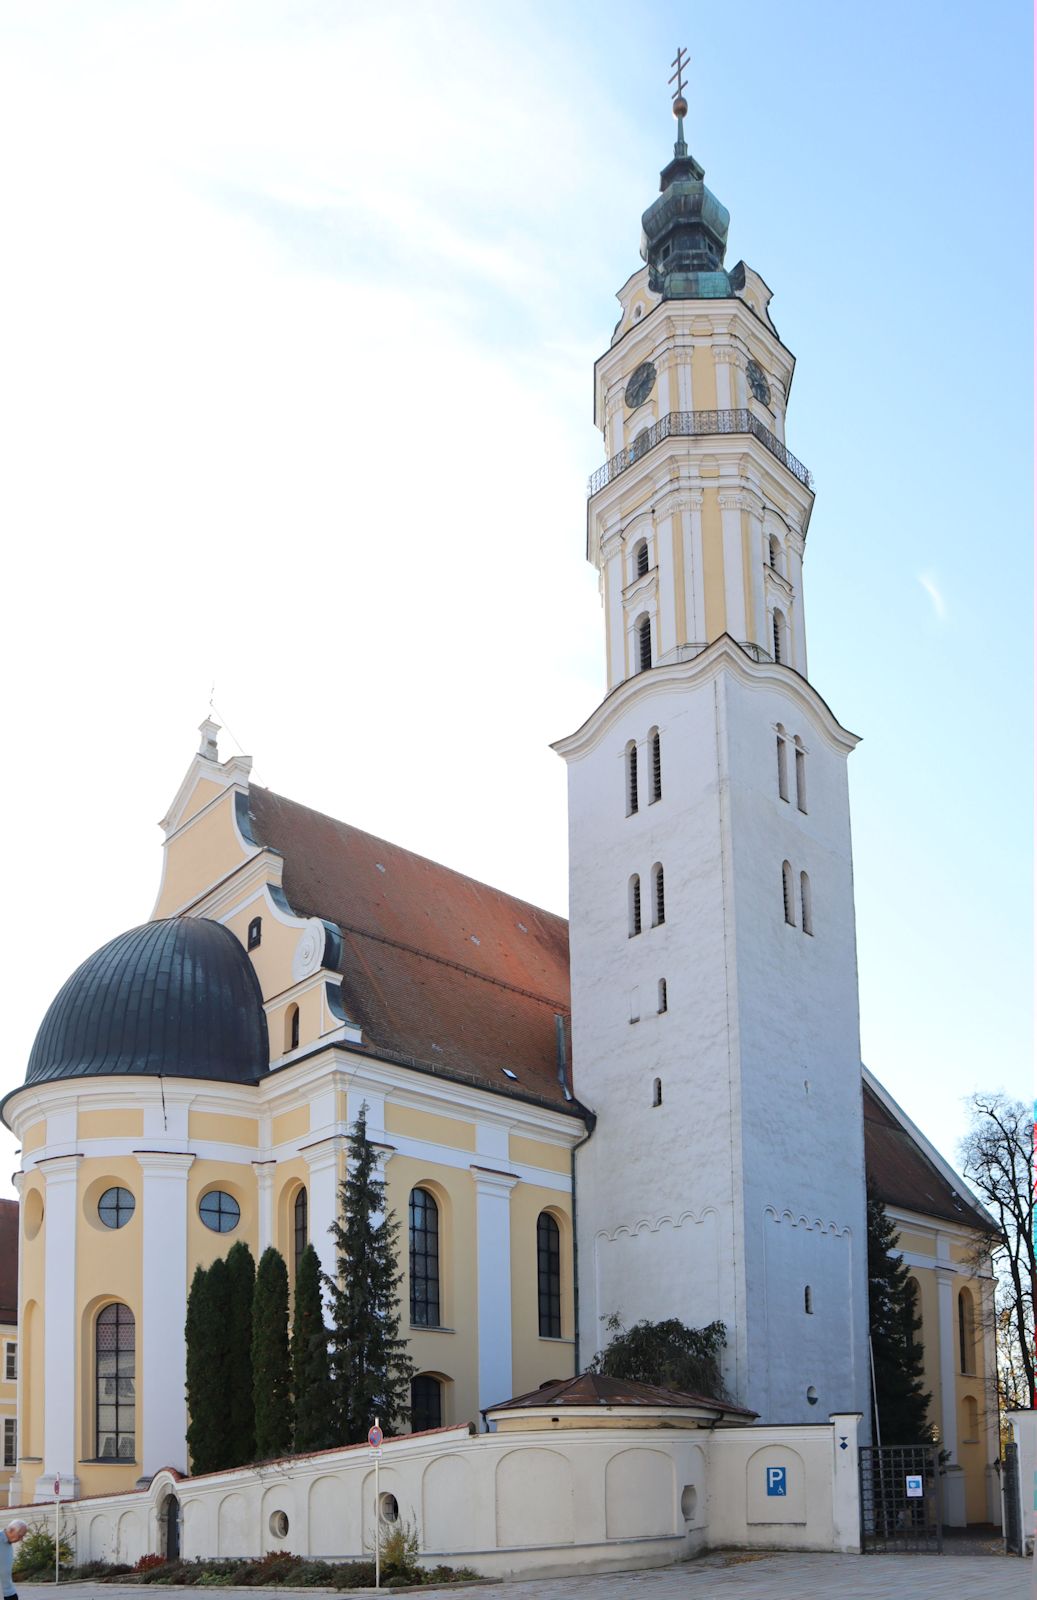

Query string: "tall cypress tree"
[225, 1240, 257, 1466]
[252, 1247, 293, 1459]
[326, 1103, 414, 1442]
[868, 1189, 931, 1443]
[292, 1243, 335, 1452]
[185, 1259, 232, 1474]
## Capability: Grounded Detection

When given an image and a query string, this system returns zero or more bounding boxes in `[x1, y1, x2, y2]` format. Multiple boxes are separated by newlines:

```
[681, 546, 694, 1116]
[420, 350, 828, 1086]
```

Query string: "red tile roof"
[0, 1199, 18, 1324]
[863, 1082, 998, 1235]
[248, 788, 578, 1112]
[486, 1372, 756, 1416]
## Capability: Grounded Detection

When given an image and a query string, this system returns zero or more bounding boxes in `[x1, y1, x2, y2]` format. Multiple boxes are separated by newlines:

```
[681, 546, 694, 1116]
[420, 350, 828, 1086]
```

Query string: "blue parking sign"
[766, 1466, 787, 1497]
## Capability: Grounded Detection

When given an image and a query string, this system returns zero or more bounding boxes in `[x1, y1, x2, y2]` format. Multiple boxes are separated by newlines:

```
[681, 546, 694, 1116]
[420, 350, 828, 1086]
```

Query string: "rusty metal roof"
[863, 1081, 997, 1234]
[248, 788, 578, 1112]
[486, 1372, 755, 1415]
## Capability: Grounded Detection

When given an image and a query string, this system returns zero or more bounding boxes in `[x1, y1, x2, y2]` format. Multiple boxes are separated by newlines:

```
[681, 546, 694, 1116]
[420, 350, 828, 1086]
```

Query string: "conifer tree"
[252, 1247, 292, 1459]
[867, 1189, 931, 1443]
[185, 1259, 232, 1474]
[325, 1103, 414, 1442]
[292, 1243, 335, 1452]
[224, 1240, 257, 1466]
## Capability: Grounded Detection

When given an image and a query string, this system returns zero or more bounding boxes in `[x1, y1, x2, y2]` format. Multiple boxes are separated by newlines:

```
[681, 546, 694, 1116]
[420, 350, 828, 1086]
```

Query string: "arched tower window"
[628, 875, 642, 937]
[637, 615, 652, 672]
[782, 861, 795, 926]
[626, 741, 638, 815]
[772, 609, 787, 664]
[410, 1374, 443, 1433]
[776, 727, 789, 801]
[958, 1287, 976, 1374]
[800, 871, 813, 935]
[285, 1004, 300, 1053]
[657, 978, 668, 1013]
[409, 1188, 440, 1328]
[652, 863, 665, 927]
[794, 740, 807, 813]
[96, 1304, 135, 1460]
[537, 1212, 562, 1338]
[634, 539, 649, 579]
[768, 535, 782, 573]
[293, 1187, 308, 1279]
[649, 728, 662, 803]
[652, 1077, 662, 1107]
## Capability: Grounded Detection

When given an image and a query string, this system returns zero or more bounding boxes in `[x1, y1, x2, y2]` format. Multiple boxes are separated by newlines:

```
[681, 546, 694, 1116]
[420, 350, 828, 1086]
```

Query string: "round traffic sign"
[368, 1425, 383, 1449]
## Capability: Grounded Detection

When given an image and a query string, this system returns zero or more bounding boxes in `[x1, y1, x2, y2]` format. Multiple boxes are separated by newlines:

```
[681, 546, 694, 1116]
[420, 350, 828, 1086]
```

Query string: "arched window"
[652, 863, 665, 927]
[768, 535, 783, 573]
[537, 1212, 562, 1338]
[409, 1188, 440, 1327]
[637, 615, 652, 672]
[657, 978, 668, 1014]
[649, 728, 662, 803]
[652, 1078, 662, 1108]
[800, 871, 813, 935]
[794, 740, 807, 813]
[782, 861, 795, 926]
[776, 731, 789, 801]
[635, 539, 649, 579]
[410, 1374, 443, 1433]
[629, 875, 642, 937]
[963, 1395, 979, 1441]
[626, 741, 638, 815]
[958, 1287, 976, 1374]
[293, 1188, 308, 1278]
[96, 1304, 135, 1460]
[772, 609, 786, 664]
[285, 1004, 300, 1053]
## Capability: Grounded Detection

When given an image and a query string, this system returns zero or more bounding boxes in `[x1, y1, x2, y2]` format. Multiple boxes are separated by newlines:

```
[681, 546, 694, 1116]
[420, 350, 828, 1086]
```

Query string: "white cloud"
[917, 572, 947, 620]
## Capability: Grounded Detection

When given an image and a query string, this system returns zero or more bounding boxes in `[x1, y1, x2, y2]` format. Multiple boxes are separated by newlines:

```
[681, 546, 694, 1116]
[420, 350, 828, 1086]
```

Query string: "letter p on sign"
[766, 1466, 787, 1496]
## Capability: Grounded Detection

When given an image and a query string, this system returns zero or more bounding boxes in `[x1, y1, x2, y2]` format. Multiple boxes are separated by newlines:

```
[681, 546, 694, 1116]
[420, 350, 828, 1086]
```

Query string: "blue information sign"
[766, 1466, 787, 1497]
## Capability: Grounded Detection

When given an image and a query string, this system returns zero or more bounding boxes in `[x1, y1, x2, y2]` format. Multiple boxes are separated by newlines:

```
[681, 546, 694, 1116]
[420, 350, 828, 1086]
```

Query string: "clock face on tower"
[624, 361, 657, 410]
[746, 358, 771, 406]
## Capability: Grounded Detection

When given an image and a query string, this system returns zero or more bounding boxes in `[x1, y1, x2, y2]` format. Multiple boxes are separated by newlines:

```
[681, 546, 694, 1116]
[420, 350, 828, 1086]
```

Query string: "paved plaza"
[18, 1549, 1034, 1600]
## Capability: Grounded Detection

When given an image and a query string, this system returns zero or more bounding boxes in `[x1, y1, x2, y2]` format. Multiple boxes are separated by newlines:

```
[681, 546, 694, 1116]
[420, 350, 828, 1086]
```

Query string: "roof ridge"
[340, 921, 570, 1012]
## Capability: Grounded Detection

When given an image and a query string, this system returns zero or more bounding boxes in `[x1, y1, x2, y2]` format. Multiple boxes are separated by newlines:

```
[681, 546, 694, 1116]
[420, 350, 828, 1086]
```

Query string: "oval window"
[199, 1190, 240, 1233]
[98, 1187, 136, 1230]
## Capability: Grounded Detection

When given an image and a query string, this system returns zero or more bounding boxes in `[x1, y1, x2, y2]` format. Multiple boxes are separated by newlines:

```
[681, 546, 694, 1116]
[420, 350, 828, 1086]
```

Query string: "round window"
[379, 1493, 399, 1524]
[199, 1190, 240, 1233]
[268, 1510, 289, 1539]
[98, 1187, 136, 1230]
[806, 1385, 819, 1406]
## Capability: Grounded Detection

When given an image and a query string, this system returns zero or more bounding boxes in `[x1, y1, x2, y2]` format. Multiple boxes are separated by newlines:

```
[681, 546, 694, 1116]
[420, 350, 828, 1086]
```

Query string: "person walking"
[0, 1520, 27, 1600]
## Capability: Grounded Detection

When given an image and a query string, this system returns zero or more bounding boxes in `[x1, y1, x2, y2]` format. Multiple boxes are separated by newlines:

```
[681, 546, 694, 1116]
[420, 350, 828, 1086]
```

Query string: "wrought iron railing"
[588, 408, 813, 496]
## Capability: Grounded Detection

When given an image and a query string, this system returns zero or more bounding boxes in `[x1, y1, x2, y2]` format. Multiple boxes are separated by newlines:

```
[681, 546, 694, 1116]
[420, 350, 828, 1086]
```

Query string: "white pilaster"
[718, 493, 747, 640]
[786, 532, 807, 676]
[254, 1162, 275, 1255]
[654, 512, 675, 655]
[38, 1154, 82, 1501]
[471, 1166, 518, 1423]
[137, 1151, 194, 1477]
[303, 1137, 346, 1294]
[934, 1262, 959, 1464]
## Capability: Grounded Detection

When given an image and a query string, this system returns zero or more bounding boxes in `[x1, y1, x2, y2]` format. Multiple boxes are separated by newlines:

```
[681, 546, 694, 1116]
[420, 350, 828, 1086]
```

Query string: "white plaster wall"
[48, 1418, 858, 1577]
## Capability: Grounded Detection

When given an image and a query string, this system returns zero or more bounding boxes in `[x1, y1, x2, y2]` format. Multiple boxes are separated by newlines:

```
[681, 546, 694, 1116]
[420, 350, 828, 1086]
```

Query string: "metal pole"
[54, 1474, 60, 1586]
[374, 1417, 380, 1592]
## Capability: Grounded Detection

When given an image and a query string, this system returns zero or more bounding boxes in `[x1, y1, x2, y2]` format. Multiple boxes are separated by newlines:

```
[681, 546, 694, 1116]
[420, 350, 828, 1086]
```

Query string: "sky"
[0, 1, 1031, 1194]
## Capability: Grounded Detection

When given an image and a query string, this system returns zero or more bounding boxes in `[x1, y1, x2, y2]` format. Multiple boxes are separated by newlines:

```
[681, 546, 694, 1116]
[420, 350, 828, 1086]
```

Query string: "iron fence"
[587, 407, 813, 496]
[859, 1445, 942, 1554]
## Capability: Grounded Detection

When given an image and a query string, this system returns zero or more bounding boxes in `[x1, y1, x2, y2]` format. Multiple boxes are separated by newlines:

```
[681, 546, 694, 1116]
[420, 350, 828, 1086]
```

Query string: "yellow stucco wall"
[386, 1105, 476, 1153]
[272, 1107, 310, 1148]
[509, 1183, 575, 1402]
[79, 1109, 144, 1140]
[153, 791, 252, 918]
[188, 1112, 259, 1149]
[21, 1123, 46, 1155]
[76, 1156, 144, 1498]
[509, 1136, 570, 1176]
[700, 487, 726, 640]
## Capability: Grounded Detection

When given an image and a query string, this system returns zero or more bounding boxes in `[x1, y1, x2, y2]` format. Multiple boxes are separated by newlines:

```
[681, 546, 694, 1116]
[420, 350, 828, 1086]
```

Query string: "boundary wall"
[29, 1414, 863, 1580]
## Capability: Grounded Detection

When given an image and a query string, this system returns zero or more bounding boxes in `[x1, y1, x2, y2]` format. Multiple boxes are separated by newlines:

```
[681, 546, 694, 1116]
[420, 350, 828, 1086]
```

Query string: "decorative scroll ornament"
[292, 918, 327, 982]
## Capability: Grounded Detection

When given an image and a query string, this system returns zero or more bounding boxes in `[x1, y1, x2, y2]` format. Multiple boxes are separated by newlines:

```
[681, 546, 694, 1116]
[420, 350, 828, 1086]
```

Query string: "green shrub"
[12, 1523, 74, 1576]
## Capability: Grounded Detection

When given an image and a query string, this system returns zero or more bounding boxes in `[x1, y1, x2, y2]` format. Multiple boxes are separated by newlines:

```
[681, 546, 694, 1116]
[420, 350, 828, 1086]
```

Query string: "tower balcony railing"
[587, 407, 813, 496]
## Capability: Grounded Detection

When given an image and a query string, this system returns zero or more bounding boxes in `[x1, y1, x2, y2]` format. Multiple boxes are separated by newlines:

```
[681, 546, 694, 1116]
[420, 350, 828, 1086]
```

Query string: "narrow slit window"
[657, 978, 668, 1013]
[795, 745, 807, 813]
[285, 1004, 300, 1053]
[650, 729, 662, 802]
[800, 871, 813, 935]
[772, 609, 786, 664]
[782, 861, 795, 926]
[629, 875, 642, 937]
[652, 1078, 662, 1108]
[638, 616, 652, 672]
[804, 1285, 813, 1315]
[635, 540, 649, 578]
[652, 863, 665, 927]
[626, 741, 638, 815]
[777, 733, 789, 801]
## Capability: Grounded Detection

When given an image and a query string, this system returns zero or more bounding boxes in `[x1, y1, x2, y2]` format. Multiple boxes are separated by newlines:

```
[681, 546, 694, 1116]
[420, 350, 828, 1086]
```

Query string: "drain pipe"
[555, 1014, 596, 1373]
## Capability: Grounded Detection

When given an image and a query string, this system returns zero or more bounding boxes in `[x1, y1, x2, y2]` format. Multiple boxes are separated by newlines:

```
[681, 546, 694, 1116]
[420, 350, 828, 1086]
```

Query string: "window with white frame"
[649, 727, 662, 802]
[776, 727, 789, 801]
[634, 539, 649, 579]
[626, 741, 638, 815]
[2, 1418, 14, 1468]
[629, 874, 642, 937]
[651, 863, 665, 927]
[637, 615, 652, 672]
[772, 608, 787, 665]
[794, 740, 807, 813]
[3, 1345, 15, 1383]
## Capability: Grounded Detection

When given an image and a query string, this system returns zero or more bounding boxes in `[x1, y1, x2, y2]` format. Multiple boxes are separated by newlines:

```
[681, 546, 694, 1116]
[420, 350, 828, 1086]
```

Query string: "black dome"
[26, 918, 269, 1087]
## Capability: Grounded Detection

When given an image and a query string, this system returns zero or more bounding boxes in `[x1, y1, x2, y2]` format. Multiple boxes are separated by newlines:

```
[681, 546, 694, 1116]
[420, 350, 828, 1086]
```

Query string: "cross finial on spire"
[668, 45, 689, 157]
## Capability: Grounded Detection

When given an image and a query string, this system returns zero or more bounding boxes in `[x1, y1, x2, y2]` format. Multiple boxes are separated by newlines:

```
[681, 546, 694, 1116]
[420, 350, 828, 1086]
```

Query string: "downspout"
[556, 1013, 596, 1373]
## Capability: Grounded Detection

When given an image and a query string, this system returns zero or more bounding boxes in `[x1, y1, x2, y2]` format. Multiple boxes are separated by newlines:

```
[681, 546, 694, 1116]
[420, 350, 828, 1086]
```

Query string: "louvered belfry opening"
[636, 540, 649, 578]
[650, 730, 661, 801]
[630, 875, 642, 936]
[627, 742, 638, 814]
[638, 616, 652, 671]
[653, 865, 665, 926]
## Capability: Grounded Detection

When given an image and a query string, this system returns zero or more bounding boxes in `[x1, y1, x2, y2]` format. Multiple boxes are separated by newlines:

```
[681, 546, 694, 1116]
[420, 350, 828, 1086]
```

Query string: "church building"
[1, 79, 1000, 1527]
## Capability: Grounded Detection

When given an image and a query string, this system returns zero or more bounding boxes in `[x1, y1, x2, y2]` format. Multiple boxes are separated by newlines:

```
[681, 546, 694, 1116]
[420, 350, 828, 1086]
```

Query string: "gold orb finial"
[672, 93, 688, 120]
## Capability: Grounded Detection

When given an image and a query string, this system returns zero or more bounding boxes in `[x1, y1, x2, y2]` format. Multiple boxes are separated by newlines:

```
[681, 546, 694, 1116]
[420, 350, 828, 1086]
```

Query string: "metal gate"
[859, 1445, 943, 1552]
[1003, 1442, 1022, 1555]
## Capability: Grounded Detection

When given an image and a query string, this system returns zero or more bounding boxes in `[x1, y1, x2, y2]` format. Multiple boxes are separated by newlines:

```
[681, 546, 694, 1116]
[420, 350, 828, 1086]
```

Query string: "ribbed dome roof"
[26, 918, 269, 1088]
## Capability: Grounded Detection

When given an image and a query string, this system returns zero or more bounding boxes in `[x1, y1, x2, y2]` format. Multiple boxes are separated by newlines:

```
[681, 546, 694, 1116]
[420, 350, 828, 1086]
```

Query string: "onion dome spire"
[640, 47, 732, 300]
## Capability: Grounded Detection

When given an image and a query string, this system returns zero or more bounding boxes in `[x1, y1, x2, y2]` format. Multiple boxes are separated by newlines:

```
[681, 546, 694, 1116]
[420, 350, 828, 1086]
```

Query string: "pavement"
[15, 1549, 1034, 1600]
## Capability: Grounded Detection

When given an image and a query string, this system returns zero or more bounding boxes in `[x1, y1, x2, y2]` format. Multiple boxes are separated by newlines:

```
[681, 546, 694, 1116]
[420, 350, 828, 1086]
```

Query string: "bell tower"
[556, 61, 871, 1427]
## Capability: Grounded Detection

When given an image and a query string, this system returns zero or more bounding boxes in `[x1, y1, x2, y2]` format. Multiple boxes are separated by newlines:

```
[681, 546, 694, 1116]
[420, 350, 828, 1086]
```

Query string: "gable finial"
[669, 45, 689, 157]
[198, 717, 220, 761]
